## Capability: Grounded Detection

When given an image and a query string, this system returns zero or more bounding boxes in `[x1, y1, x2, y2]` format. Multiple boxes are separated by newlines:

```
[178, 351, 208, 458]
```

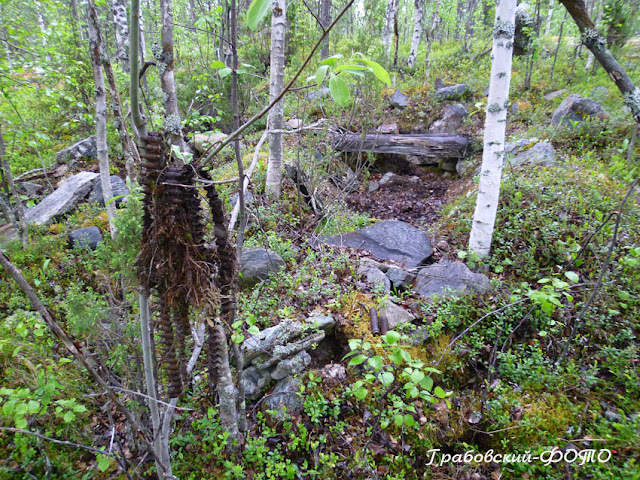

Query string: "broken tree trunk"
[331, 133, 469, 163]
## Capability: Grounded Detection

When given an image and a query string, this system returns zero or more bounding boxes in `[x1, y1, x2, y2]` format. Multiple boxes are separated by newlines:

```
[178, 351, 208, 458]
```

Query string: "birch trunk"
[584, 0, 602, 72]
[468, 0, 517, 256]
[88, 0, 116, 239]
[425, 0, 442, 81]
[382, 0, 399, 59]
[464, 0, 479, 51]
[35, 1, 51, 62]
[558, 0, 640, 124]
[112, 0, 130, 72]
[407, 0, 425, 67]
[265, 0, 287, 198]
[160, 0, 185, 148]
[544, 0, 555, 34]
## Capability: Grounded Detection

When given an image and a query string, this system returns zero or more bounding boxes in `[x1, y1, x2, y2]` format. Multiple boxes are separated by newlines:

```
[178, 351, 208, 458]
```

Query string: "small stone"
[435, 84, 468, 102]
[367, 181, 380, 193]
[242, 320, 305, 363]
[16, 182, 44, 197]
[318, 363, 347, 382]
[358, 265, 391, 293]
[305, 314, 336, 334]
[243, 366, 272, 400]
[89, 175, 129, 207]
[505, 139, 557, 167]
[239, 248, 285, 287]
[271, 351, 311, 380]
[378, 301, 415, 330]
[192, 132, 228, 153]
[390, 89, 409, 108]
[543, 89, 567, 101]
[376, 123, 399, 134]
[56, 136, 97, 165]
[385, 266, 415, 289]
[286, 118, 303, 129]
[604, 410, 622, 422]
[415, 259, 490, 299]
[436, 240, 449, 251]
[69, 226, 104, 250]
[551, 94, 608, 128]
[379, 172, 397, 186]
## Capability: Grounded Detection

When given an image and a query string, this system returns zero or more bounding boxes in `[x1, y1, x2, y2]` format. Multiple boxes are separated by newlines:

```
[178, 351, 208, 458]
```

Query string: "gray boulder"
[551, 94, 608, 127]
[243, 366, 272, 400]
[435, 84, 468, 102]
[305, 314, 336, 334]
[271, 351, 311, 380]
[89, 175, 129, 207]
[358, 264, 391, 292]
[386, 266, 415, 290]
[379, 301, 415, 330]
[56, 136, 97, 165]
[240, 248, 285, 287]
[390, 89, 409, 108]
[505, 139, 557, 167]
[16, 182, 44, 197]
[321, 220, 433, 268]
[415, 259, 490, 299]
[514, 3, 535, 56]
[379, 172, 397, 186]
[69, 226, 104, 250]
[263, 376, 303, 420]
[591, 86, 609, 98]
[429, 104, 468, 133]
[25, 172, 99, 225]
[367, 181, 380, 193]
[242, 320, 305, 363]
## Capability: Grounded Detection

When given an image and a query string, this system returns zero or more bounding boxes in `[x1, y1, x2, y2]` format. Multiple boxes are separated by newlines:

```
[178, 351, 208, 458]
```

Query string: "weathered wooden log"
[332, 133, 469, 163]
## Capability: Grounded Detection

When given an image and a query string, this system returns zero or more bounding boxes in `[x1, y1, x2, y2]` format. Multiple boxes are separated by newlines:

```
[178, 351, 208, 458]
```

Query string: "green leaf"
[356, 57, 392, 86]
[565, 271, 579, 283]
[97, 454, 110, 472]
[410, 370, 425, 384]
[211, 61, 226, 69]
[329, 74, 351, 106]
[384, 331, 401, 344]
[320, 54, 343, 67]
[354, 386, 368, 400]
[404, 414, 416, 427]
[367, 356, 384, 370]
[27, 400, 40, 414]
[15, 416, 27, 429]
[349, 354, 367, 366]
[434, 386, 446, 399]
[420, 376, 434, 391]
[63, 411, 75, 422]
[248, 325, 260, 335]
[316, 65, 329, 86]
[246, 0, 270, 30]
[379, 371, 394, 387]
[218, 67, 232, 79]
[394, 414, 404, 427]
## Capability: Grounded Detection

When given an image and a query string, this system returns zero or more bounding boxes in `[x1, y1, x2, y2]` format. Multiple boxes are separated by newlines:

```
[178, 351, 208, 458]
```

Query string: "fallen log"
[332, 133, 469, 163]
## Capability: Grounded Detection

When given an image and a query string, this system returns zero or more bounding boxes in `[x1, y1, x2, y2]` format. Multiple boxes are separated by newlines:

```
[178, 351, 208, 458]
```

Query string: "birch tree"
[468, 0, 517, 256]
[382, 0, 399, 59]
[425, 0, 442, 81]
[265, 0, 287, 198]
[112, 0, 129, 71]
[320, 0, 332, 59]
[584, 0, 602, 72]
[407, 0, 425, 67]
[87, 0, 116, 239]
[544, 0, 555, 34]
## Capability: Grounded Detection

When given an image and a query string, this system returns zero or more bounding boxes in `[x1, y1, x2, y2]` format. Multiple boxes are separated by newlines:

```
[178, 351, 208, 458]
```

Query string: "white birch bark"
[585, 0, 602, 72]
[112, 0, 130, 72]
[468, 0, 517, 256]
[544, 0, 555, 35]
[265, 0, 287, 198]
[88, 0, 116, 239]
[35, 1, 51, 62]
[408, 0, 425, 67]
[383, 0, 399, 59]
[425, 0, 442, 81]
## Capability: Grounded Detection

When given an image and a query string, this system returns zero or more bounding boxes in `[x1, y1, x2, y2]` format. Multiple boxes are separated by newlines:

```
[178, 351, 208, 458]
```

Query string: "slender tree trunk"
[544, 0, 555, 34]
[584, 0, 602, 73]
[35, 1, 51, 62]
[468, 0, 517, 256]
[559, 0, 640, 124]
[524, 0, 541, 90]
[425, 0, 442, 82]
[463, 0, 479, 51]
[407, 0, 424, 67]
[189, 0, 197, 27]
[265, 0, 287, 198]
[0, 125, 28, 247]
[383, 0, 399, 59]
[550, 9, 567, 82]
[112, 0, 130, 72]
[88, 0, 117, 239]
[320, 0, 331, 59]
[130, 0, 172, 477]
[160, 0, 185, 148]
[393, 9, 399, 68]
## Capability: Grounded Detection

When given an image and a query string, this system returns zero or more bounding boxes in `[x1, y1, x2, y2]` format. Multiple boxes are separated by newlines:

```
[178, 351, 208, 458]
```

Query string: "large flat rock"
[321, 220, 433, 268]
[25, 172, 98, 225]
[415, 259, 490, 298]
